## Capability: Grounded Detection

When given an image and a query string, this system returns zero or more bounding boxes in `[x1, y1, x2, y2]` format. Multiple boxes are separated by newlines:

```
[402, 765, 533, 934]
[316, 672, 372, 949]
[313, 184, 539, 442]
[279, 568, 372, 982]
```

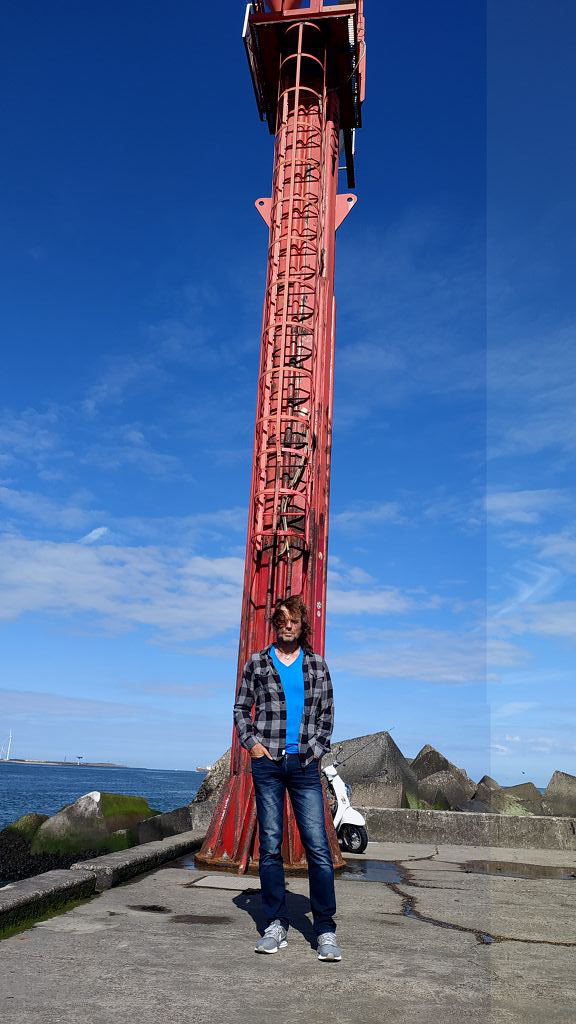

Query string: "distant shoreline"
[0, 759, 130, 768]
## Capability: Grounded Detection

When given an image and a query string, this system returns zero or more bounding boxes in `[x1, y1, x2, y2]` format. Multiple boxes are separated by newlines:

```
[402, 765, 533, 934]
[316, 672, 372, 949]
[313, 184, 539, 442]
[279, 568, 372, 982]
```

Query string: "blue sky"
[1, 1, 574, 786]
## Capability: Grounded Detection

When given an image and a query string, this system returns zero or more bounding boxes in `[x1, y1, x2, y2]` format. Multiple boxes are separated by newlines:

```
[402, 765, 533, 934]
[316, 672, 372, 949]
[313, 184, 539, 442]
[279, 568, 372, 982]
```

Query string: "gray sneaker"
[255, 920, 288, 954]
[317, 931, 342, 961]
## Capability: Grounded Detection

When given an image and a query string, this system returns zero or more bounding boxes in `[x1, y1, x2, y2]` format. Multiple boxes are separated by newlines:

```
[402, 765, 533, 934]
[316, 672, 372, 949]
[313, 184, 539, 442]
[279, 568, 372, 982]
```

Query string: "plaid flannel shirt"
[233, 644, 334, 767]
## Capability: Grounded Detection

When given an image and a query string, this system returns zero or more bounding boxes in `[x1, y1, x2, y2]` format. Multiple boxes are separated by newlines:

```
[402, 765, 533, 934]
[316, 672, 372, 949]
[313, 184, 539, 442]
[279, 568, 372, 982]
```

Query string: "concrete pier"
[1, 839, 575, 1023]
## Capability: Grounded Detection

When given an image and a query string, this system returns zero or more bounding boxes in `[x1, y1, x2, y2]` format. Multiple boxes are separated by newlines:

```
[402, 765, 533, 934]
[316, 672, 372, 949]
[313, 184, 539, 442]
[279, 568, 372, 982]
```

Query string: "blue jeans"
[251, 752, 336, 936]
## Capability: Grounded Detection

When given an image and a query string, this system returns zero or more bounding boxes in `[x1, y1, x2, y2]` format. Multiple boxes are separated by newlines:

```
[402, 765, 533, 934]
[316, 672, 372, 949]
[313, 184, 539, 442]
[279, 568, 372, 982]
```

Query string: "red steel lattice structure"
[196, 0, 366, 874]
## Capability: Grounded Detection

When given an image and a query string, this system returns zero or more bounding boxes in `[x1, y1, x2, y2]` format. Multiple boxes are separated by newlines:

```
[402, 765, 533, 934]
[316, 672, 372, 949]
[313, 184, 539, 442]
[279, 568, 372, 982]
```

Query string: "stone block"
[418, 769, 476, 809]
[502, 783, 545, 816]
[192, 748, 231, 806]
[137, 805, 193, 844]
[455, 799, 493, 814]
[543, 770, 576, 817]
[474, 775, 503, 803]
[323, 731, 419, 808]
[410, 745, 457, 781]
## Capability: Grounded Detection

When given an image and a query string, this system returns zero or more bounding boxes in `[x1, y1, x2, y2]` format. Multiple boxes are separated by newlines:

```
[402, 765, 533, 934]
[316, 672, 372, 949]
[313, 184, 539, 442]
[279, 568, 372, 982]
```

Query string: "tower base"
[195, 755, 346, 874]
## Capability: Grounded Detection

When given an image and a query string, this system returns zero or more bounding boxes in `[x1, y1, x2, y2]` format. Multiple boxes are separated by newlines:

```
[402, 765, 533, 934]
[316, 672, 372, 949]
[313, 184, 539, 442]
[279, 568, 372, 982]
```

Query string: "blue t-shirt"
[270, 647, 305, 753]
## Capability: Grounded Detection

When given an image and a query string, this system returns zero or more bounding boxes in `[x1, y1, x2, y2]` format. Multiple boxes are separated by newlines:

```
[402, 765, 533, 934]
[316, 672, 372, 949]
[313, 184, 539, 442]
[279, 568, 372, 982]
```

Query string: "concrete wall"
[137, 801, 215, 844]
[360, 806, 576, 850]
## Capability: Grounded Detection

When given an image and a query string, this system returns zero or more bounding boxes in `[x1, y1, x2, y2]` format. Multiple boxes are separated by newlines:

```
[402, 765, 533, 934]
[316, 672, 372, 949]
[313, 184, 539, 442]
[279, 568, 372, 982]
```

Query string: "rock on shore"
[0, 792, 161, 884]
[193, 748, 231, 804]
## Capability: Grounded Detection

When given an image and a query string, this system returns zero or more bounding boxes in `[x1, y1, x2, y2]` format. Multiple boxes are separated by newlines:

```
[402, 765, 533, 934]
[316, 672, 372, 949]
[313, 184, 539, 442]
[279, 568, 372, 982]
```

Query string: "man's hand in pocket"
[250, 743, 273, 759]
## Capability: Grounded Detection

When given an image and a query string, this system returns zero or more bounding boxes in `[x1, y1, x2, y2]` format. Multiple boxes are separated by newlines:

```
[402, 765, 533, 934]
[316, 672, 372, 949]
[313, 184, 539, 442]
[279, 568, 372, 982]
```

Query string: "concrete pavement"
[1, 841, 575, 1023]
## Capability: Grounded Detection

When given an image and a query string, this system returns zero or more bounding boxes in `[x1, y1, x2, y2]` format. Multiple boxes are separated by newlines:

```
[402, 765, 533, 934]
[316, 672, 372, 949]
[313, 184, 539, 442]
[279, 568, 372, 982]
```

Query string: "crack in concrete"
[386, 882, 495, 945]
[399, 846, 440, 864]
[405, 883, 470, 892]
[386, 883, 576, 948]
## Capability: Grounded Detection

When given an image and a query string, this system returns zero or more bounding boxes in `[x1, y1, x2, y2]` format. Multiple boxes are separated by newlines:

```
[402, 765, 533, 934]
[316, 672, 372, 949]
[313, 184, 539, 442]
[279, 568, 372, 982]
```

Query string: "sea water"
[0, 761, 204, 833]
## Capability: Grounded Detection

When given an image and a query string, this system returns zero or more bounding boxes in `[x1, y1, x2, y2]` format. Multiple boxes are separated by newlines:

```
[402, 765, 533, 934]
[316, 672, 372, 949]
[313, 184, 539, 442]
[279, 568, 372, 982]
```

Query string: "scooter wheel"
[339, 824, 368, 854]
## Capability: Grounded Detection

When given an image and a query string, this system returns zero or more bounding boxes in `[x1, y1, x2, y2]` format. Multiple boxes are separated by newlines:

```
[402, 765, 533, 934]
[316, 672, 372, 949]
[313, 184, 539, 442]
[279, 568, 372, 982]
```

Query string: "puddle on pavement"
[340, 859, 406, 883]
[170, 853, 405, 884]
[462, 861, 576, 881]
[169, 853, 201, 870]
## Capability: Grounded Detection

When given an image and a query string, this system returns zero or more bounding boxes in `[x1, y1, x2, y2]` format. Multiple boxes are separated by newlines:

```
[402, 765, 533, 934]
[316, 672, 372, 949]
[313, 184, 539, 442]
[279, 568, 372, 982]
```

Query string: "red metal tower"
[196, 0, 366, 874]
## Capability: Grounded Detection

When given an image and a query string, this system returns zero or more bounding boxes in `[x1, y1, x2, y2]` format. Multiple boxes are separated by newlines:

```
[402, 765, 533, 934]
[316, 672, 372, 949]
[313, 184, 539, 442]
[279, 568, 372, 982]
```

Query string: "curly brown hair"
[271, 594, 312, 649]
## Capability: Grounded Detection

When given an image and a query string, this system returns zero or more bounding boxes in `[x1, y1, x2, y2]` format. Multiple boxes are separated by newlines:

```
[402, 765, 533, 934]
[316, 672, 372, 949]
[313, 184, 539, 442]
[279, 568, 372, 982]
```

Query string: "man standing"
[233, 594, 341, 961]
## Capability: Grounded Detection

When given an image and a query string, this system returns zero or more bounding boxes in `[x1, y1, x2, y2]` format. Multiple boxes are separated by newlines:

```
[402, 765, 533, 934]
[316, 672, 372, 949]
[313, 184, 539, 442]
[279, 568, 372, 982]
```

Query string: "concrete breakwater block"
[474, 775, 503, 802]
[418, 769, 476, 808]
[189, 733, 576, 823]
[544, 770, 576, 817]
[324, 731, 420, 808]
[137, 801, 214, 844]
[410, 744, 463, 782]
[502, 782, 545, 816]
[192, 748, 231, 805]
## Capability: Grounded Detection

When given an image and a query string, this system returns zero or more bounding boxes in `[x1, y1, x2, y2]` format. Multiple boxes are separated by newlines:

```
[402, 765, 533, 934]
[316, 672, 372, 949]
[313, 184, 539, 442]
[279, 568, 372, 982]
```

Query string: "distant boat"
[195, 764, 212, 773]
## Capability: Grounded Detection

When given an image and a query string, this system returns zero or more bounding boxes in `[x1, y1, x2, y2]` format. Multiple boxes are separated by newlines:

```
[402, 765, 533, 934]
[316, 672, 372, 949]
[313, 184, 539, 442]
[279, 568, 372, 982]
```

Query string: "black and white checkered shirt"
[233, 644, 334, 767]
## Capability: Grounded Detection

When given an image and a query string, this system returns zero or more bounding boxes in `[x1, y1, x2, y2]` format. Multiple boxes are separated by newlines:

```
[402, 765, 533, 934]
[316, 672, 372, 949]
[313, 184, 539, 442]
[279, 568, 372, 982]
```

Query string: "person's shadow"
[233, 888, 318, 948]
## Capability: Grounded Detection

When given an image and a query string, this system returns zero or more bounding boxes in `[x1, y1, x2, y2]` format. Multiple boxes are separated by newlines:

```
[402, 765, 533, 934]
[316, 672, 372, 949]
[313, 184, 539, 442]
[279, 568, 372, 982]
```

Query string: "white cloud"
[0, 486, 98, 531]
[327, 555, 377, 587]
[0, 536, 243, 644]
[82, 354, 167, 416]
[330, 626, 488, 685]
[181, 555, 244, 585]
[78, 527, 110, 545]
[0, 408, 61, 466]
[347, 566, 377, 585]
[0, 402, 186, 480]
[487, 636, 530, 669]
[486, 489, 571, 524]
[332, 502, 404, 529]
[492, 601, 576, 641]
[491, 561, 564, 618]
[487, 669, 574, 689]
[423, 495, 484, 532]
[488, 324, 576, 459]
[492, 702, 540, 719]
[0, 686, 172, 721]
[120, 681, 227, 697]
[328, 588, 414, 615]
[533, 530, 576, 571]
[79, 428, 185, 478]
[0, 483, 247, 547]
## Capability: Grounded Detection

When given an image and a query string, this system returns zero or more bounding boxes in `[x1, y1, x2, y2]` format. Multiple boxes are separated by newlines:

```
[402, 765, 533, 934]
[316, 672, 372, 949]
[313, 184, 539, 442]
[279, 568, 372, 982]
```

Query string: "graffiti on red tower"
[196, 0, 366, 873]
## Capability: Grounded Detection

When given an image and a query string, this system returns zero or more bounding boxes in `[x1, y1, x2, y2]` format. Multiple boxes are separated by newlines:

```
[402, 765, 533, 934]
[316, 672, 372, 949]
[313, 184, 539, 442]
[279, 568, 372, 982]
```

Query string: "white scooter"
[322, 760, 368, 854]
